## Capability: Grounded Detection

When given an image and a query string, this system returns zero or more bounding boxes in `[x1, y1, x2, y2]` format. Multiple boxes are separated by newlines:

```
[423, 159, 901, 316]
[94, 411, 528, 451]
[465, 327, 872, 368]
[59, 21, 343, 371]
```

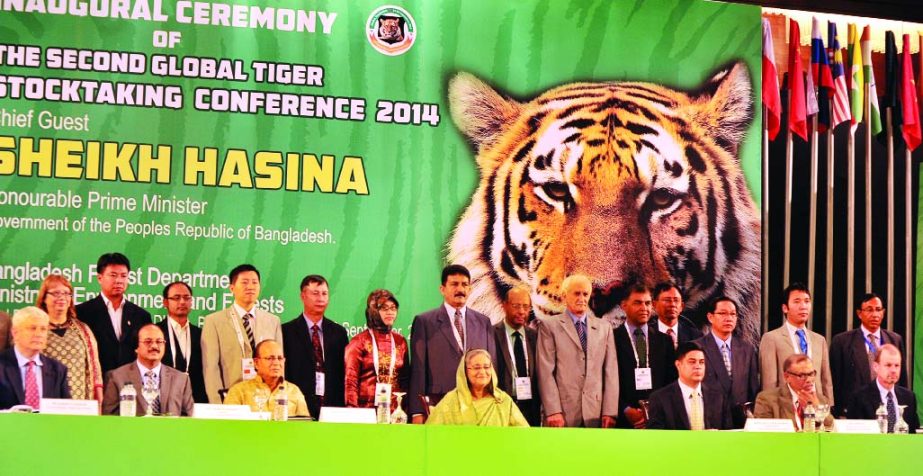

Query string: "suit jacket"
[0, 349, 70, 409]
[614, 323, 676, 426]
[845, 381, 919, 433]
[201, 306, 282, 403]
[493, 321, 541, 426]
[0, 312, 10, 351]
[646, 381, 732, 430]
[648, 315, 703, 345]
[408, 306, 496, 416]
[753, 385, 834, 429]
[758, 325, 834, 404]
[694, 333, 760, 407]
[282, 315, 348, 419]
[536, 314, 619, 428]
[101, 361, 194, 416]
[157, 318, 207, 403]
[830, 328, 906, 417]
[76, 295, 152, 377]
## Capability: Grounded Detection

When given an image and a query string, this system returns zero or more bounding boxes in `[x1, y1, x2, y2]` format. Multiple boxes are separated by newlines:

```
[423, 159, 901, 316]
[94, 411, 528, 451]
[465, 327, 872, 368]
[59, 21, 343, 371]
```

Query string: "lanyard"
[167, 321, 190, 372]
[626, 326, 650, 368]
[505, 328, 528, 378]
[863, 333, 880, 353]
[229, 308, 251, 357]
[369, 330, 396, 382]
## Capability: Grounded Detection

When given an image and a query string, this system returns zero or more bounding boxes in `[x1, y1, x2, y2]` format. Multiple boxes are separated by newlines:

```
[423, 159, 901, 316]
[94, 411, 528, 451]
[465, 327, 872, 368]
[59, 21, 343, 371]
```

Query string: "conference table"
[2, 414, 920, 475]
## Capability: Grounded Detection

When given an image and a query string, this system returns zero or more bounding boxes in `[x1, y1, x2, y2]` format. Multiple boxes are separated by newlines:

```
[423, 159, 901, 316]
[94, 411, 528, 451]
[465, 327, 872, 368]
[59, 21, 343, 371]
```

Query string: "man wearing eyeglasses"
[758, 283, 833, 405]
[693, 296, 759, 428]
[830, 293, 906, 417]
[156, 281, 207, 403]
[753, 353, 833, 430]
[650, 282, 702, 349]
[102, 324, 194, 416]
[77, 252, 152, 378]
[493, 286, 540, 426]
[225, 339, 309, 417]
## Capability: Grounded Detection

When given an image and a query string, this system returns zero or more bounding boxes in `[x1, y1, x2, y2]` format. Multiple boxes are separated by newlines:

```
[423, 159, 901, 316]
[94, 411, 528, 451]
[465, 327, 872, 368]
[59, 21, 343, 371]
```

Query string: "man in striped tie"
[647, 342, 732, 430]
[0, 307, 70, 410]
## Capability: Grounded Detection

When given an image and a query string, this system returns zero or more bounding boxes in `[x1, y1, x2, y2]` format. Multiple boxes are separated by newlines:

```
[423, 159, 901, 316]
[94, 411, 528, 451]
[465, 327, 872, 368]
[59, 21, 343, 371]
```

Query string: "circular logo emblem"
[367, 5, 416, 56]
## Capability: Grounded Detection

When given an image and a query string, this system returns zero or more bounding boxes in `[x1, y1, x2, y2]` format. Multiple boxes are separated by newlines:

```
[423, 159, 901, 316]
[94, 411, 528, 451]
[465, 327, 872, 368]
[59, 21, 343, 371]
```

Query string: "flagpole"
[762, 106, 770, 334]
[847, 125, 856, 331]
[886, 108, 895, 331]
[864, 81, 872, 294]
[825, 106, 835, 342]
[808, 113, 819, 328]
[784, 97, 794, 290]
[905, 146, 913, 387]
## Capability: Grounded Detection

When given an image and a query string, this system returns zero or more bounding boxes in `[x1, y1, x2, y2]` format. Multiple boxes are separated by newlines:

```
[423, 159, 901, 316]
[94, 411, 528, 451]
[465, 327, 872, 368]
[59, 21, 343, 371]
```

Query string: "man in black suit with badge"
[77, 252, 152, 378]
[493, 286, 540, 426]
[647, 341, 732, 430]
[156, 281, 207, 403]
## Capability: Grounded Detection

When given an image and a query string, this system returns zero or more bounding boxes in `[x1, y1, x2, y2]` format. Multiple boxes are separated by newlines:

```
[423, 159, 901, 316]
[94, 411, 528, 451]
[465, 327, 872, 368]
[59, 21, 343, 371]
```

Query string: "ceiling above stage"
[728, 1, 923, 22]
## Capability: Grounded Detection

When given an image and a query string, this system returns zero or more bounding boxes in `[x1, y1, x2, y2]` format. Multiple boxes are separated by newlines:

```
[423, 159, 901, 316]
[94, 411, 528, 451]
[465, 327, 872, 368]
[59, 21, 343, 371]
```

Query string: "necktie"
[24, 361, 40, 409]
[172, 328, 188, 372]
[311, 325, 325, 369]
[795, 329, 808, 355]
[868, 334, 879, 380]
[575, 320, 587, 354]
[512, 331, 527, 377]
[886, 391, 897, 433]
[721, 343, 732, 376]
[666, 328, 677, 349]
[633, 327, 648, 368]
[690, 392, 705, 430]
[453, 309, 466, 350]
[242, 313, 256, 353]
[796, 400, 805, 430]
[144, 370, 161, 414]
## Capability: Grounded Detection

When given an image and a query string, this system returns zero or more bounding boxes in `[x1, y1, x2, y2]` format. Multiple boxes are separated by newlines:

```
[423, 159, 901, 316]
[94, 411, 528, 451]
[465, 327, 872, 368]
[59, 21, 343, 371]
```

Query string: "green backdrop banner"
[0, 0, 761, 336]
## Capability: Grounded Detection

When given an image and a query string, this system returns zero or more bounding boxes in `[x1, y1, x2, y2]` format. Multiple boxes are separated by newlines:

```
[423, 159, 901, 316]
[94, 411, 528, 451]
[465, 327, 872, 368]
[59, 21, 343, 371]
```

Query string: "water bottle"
[375, 387, 391, 424]
[272, 389, 289, 422]
[119, 383, 137, 417]
[875, 403, 888, 433]
[802, 403, 816, 433]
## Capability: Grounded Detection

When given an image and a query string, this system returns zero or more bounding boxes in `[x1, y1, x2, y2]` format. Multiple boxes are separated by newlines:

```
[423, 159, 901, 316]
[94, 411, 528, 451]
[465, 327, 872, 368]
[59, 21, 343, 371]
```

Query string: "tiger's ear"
[448, 72, 522, 151]
[690, 61, 753, 154]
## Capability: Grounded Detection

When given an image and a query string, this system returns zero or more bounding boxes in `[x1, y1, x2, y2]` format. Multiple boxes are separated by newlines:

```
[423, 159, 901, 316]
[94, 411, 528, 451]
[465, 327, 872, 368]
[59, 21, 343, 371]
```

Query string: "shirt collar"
[565, 309, 587, 326]
[860, 325, 881, 341]
[625, 320, 647, 338]
[711, 331, 732, 348]
[787, 384, 801, 405]
[784, 320, 806, 335]
[444, 303, 466, 320]
[504, 320, 525, 337]
[677, 380, 702, 398]
[303, 314, 324, 330]
[233, 303, 256, 319]
[876, 378, 895, 398]
[101, 293, 124, 311]
[136, 360, 162, 376]
[657, 319, 677, 334]
[168, 316, 189, 332]
[13, 347, 41, 367]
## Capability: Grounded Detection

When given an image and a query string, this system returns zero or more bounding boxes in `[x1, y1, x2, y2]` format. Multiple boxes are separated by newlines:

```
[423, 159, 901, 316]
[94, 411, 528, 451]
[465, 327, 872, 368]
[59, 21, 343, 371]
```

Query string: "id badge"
[514, 377, 532, 400]
[374, 382, 392, 405]
[315, 371, 325, 396]
[241, 358, 256, 380]
[634, 367, 652, 390]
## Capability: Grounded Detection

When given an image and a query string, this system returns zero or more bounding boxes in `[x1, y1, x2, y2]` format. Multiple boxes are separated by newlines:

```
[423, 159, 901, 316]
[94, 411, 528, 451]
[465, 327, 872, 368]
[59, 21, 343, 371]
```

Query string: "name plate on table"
[834, 419, 881, 434]
[193, 404, 259, 420]
[40, 398, 99, 416]
[744, 418, 796, 433]
[317, 407, 376, 424]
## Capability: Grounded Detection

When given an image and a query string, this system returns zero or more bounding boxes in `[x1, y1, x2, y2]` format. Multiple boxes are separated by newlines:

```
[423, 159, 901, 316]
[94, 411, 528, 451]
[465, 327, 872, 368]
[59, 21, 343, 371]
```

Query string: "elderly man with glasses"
[224, 339, 309, 418]
[753, 353, 833, 431]
[102, 323, 194, 416]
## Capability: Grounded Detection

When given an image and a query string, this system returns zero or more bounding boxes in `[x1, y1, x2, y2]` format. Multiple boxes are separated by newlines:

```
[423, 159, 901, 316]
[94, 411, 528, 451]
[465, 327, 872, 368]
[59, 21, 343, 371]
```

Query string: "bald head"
[503, 286, 532, 329]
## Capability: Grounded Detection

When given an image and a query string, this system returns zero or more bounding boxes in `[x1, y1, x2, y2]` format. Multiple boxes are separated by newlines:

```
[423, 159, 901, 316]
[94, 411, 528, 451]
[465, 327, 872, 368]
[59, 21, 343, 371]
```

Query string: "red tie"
[24, 360, 40, 409]
[311, 325, 325, 369]
[796, 401, 805, 429]
[666, 328, 678, 349]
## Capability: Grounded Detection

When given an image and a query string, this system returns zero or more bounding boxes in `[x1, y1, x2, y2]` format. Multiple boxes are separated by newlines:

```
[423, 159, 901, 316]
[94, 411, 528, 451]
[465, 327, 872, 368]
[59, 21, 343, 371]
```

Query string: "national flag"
[806, 68, 819, 117]
[881, 31, 902, 141]
[848, 24, 864, 132]
[861, 26, 882, 135]
[788, 19, 807, 140]
[762, 18, 782, 140]
[900, 34, 921, 151]
[919, 34, 923, 100]
[811, 17, 833, 131]
[827, 22, 850, 128]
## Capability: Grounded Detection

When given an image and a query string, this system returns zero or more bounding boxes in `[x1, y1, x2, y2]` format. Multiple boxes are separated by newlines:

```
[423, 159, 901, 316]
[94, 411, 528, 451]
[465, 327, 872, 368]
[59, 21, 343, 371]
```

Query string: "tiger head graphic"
[446, 61, 762, 346]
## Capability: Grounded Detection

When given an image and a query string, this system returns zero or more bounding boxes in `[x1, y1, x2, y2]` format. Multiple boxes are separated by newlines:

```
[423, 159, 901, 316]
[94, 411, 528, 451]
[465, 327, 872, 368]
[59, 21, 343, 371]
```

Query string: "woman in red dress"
[344, 289, 409, 410]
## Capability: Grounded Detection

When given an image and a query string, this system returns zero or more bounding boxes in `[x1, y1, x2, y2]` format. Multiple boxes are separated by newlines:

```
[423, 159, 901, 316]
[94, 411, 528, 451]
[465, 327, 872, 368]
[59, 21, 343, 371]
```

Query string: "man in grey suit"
[830, 293, 906, 417]
[759, 282, 833, 405]
[102, 324, 194, 416]
[409, 264, 496, 423]
[693, 296, 759, 428]
[537, 274, 618, 428]
[493, 286, 540, 426]
[201, 264, 283, 403]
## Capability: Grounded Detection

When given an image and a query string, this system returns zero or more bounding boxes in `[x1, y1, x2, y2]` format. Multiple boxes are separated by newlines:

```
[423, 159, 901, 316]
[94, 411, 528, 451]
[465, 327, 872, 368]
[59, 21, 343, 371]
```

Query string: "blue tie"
[575, 320, 587, 354]
[795, 329, 808, 355]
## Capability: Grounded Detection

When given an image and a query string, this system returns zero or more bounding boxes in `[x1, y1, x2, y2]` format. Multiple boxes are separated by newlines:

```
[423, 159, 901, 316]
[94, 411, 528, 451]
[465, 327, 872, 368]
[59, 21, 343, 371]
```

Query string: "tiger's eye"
[542, 182, 570, 201]
[649, 189, 676, 208]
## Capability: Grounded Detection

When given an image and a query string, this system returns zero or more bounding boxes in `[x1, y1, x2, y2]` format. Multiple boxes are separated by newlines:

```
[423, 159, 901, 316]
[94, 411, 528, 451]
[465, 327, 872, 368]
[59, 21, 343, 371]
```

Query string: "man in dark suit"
[647, 342, 732, 430]
[846, 344, 919, 433]
[650, 282, 703, 348]
[102, 324, 194, 416]
[493, 286, 540, 426]
[156, 281, 206, 403]
[282, 274, 348, 419]
[694, 296, 759, 428]
[830, 293, 906, 417]
[76, 253, 152, 377]
[409, 264, 496, 423]
[614, 283, 676, 428]
[0, 307, 70, 410]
